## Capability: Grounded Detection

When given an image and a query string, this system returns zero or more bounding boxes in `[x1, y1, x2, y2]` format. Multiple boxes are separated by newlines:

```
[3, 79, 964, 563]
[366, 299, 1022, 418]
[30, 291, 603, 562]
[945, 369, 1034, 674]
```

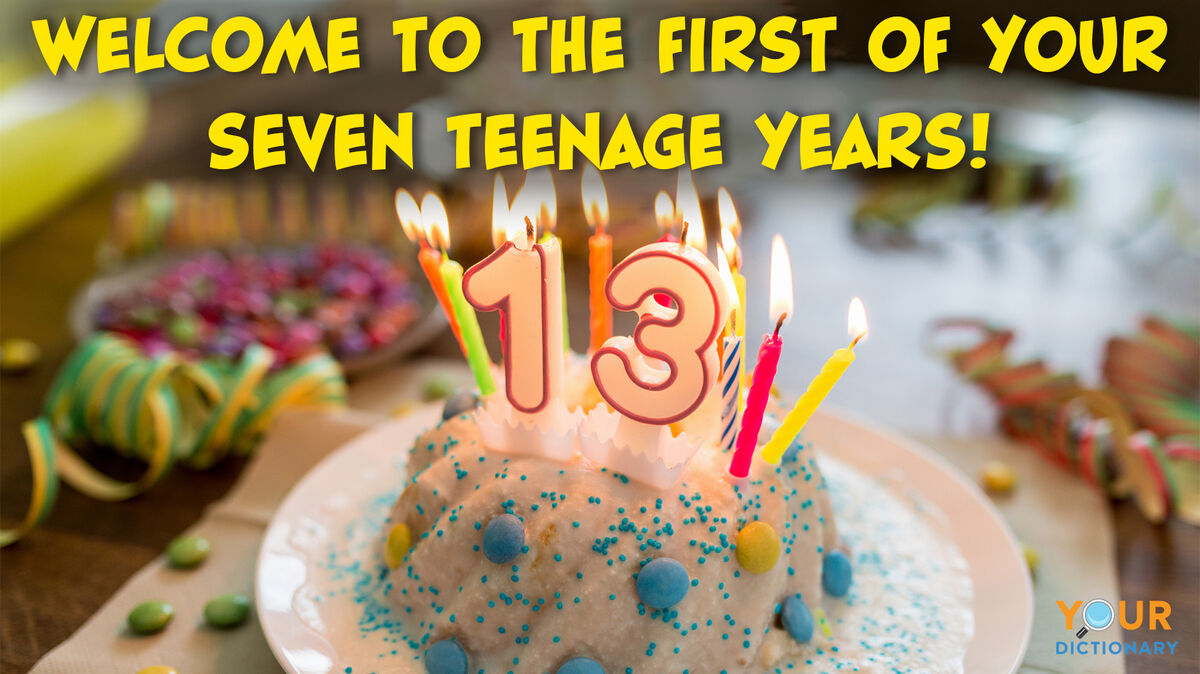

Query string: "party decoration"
[0, 332, 346, 547]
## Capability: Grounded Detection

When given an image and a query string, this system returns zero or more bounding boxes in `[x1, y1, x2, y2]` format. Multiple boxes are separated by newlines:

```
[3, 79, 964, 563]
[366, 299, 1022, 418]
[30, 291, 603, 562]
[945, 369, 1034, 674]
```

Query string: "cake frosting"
[374, 383, 973, 674]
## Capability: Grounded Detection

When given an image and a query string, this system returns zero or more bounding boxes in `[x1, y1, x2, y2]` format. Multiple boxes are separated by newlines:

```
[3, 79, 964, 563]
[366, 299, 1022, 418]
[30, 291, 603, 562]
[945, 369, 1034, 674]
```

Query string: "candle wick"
[680, 221, 689, 246]
[850, 332, 864, 348]
[524, 216, 535, 247]
[774, 313, 787, 337]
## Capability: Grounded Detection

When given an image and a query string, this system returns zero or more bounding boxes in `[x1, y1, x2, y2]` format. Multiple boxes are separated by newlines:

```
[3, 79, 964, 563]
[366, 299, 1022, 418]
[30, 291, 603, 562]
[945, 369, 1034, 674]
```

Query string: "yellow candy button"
[385, 522, 412, 569]
[137, 667, 179, 674]
[980, 460, 1017, 495]
[735, 521, 780, 574]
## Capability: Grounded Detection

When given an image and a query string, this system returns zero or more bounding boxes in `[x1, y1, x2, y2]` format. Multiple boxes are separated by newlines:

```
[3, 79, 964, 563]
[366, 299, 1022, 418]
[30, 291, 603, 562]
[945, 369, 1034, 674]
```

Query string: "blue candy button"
[822, 550, 852, 598]
[557, 656, 605, 674]
[425, 638, 467, 674]
[482, 513, 525, 564]
[636, 557, 690, 609]
[781, 595, 814, 643]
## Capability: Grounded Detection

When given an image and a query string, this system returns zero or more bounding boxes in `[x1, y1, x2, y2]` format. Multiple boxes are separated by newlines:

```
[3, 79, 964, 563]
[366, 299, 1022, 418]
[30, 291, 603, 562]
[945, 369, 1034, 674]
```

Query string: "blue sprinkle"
[635, 557, 690, 609]
[425, 638, 468, 674]
[781, 595, 814, 643]
[556, 656, 605, 674]
[483, 514, 525, 564]
[822, 550, 852, 597]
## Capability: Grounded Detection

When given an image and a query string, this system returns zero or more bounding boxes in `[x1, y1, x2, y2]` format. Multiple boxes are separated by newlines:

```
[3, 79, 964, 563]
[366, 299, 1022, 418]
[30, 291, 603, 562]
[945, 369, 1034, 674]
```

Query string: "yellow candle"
[761, 298, 868, 464]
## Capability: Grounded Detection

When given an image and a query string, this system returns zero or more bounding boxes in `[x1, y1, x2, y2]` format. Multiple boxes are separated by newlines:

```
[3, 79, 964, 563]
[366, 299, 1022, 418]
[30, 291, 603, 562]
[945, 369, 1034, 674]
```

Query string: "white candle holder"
[475, 395, 582, 463]
[578, 405, 703, 489]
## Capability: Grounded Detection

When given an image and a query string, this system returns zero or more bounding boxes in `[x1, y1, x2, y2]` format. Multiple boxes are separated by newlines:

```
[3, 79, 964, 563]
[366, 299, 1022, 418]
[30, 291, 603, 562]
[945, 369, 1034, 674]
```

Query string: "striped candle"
[719, 335, 743, 450]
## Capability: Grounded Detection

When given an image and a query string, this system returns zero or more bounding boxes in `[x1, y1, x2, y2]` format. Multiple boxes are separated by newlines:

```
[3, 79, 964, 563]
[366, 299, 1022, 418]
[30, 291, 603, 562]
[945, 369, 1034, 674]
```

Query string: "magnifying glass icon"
[1076, 599, 1114, 639]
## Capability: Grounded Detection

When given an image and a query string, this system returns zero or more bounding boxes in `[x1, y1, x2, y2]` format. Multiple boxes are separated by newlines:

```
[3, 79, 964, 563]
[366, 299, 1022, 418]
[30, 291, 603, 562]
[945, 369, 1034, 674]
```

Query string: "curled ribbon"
[1, 333, 347, 546]
[929, 317, 1199, 525]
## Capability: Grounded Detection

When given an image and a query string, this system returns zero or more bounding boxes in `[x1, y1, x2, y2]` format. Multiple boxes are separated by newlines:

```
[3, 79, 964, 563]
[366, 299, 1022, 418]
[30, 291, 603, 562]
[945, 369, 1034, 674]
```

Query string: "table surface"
[3, 91, 1199, 673]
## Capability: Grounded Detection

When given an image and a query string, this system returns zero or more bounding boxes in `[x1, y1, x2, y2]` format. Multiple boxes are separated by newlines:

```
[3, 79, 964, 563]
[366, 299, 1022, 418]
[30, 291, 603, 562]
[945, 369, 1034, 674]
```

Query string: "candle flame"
[581, 165, 609, 232]
[720, 227, 740, 269]
[524, 168, 557, 232]
[654, 191, 675, 232]
[717, 187, 741, 239]
[676, 168, 705, 254]
[394, 188, 422, 244]
[420, 192, 450, 252]
[717, 246, 738, 323]
[491, 174, 509, 249]
[848, 297, 868, 344]
[769, 234, 793, 327]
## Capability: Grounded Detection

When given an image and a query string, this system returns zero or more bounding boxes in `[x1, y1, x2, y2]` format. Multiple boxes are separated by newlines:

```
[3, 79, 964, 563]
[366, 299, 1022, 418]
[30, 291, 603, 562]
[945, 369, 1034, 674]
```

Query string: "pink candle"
[729, 235, 793, 478]
[730, 327, 781, 477]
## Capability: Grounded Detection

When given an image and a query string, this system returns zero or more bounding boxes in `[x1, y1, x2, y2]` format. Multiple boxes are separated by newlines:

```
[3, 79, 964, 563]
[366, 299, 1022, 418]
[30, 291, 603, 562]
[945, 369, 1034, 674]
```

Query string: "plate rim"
[256, 407, 1033, 674]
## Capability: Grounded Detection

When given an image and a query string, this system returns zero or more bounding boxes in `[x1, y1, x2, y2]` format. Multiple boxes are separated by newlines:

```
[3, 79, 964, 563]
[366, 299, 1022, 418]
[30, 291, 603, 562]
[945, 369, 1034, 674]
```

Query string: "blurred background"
[1, 1, 1197, 672]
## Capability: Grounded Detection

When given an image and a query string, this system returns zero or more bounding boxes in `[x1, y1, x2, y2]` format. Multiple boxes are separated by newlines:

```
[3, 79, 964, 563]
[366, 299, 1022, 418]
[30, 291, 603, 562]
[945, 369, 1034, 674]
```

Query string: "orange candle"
[582, 167, 612, 352]
[397, 189, 466, 356]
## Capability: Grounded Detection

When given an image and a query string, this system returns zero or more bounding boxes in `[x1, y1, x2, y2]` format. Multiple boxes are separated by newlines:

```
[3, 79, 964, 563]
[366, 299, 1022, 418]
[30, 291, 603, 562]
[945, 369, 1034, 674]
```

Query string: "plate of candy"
[72, 243, 445, 375]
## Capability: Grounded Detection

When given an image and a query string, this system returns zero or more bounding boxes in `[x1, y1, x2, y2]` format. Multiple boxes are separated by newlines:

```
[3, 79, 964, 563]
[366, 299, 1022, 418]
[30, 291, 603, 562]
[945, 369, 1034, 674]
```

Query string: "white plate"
[257, 407, 1032, 674]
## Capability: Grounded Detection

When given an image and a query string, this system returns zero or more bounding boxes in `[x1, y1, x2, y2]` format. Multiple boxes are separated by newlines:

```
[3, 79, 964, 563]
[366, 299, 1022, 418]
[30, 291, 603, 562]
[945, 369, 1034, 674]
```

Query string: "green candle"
[441, 259, 496, 396]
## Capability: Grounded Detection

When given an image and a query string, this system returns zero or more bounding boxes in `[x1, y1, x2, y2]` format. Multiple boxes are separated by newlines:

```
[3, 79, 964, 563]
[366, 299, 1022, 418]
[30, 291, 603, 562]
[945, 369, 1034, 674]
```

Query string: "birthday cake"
[379, 387, 974, 674]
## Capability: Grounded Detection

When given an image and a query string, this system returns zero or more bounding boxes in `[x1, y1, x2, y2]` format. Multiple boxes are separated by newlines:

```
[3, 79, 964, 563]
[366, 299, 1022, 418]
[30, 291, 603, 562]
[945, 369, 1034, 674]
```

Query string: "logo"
[1055, 599, 1178, 657]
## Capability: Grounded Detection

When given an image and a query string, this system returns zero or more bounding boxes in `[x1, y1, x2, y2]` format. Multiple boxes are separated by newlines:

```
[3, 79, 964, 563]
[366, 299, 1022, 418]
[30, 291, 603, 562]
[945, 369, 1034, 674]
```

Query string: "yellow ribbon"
[1, 333, 347, 546]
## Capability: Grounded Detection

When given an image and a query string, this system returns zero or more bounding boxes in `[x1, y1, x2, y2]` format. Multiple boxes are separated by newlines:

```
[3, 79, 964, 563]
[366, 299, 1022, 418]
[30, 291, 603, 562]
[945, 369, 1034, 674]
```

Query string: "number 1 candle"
[464, 215, 565, 416]
[761, 298, 868, 464]
[582, 166, 612, 353]
[730, 235, 792, 478]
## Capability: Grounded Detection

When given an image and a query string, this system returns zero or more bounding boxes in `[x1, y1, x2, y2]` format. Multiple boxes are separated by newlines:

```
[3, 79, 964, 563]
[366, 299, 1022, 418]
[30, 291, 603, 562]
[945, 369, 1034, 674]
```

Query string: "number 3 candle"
[591, 224, 730, 425]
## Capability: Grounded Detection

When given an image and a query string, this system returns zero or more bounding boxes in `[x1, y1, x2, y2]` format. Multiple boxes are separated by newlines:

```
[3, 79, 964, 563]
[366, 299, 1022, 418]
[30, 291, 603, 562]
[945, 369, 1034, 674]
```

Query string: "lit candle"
[582, 166, 612, 353]
[730, 235, 792, 478]
[762, 298, 868, 464]
[654, 190, 678, 242]
[675, 167, 706, 256]
[397, 189, 466, 356]
[423, 193, 496, 396]
[516, 169, 570, 352]
[717, 251, 743, 451]
[592, 223, 730, 424]
[464, 214, 565, 416]
[718, 189, 748, 411]
[491, 174, 510, 248]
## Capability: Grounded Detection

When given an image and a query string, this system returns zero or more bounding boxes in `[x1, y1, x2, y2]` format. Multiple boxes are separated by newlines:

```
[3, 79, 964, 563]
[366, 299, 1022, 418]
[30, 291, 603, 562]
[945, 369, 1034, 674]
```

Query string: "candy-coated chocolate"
[635, 557, 689, 609]
[0, 338, 40, 373]
[203, 592, 251, 628]
[441, 391, 480, 420]
[385, 522, 413, 568]
[127, 600, 174, 634]
[557, 656, 605, 674]
[165, 534, 211, 569]
[781, 595, 814, 643]
[482, 514, 524, 564]
[425, 638, 468, 674]
[980, 460, 1017, 495]
[822, 550, 852, 597]
[735, 521, 781, 574]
